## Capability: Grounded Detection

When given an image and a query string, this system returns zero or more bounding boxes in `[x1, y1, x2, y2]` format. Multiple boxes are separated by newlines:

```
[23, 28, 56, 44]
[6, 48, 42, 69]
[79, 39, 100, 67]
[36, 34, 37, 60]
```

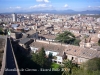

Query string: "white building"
[12, 13, 17, 22]
[45, 50, 59, 56]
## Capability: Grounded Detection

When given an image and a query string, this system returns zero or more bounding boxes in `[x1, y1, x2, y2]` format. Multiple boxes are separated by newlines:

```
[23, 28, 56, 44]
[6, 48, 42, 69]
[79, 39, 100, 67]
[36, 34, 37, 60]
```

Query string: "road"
[4, 38, 18, 75]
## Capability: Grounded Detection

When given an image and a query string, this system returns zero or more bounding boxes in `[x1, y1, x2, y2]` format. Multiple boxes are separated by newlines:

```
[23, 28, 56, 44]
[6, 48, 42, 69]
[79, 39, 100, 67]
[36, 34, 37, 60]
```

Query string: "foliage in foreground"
[62, 58, 100, 75]
[83, 58, 100, 71]
[51, 63, 60, 69]
[31, 47, 48, 67]
[71, 69, 100, 75]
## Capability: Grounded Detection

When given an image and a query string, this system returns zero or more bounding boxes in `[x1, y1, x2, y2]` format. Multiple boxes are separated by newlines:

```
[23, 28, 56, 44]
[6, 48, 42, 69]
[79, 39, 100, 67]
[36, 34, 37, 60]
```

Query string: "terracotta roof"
[80, 49, 99, 59]
[65, 45, 82, 56]
[30, 42, 65, 56]
[26, 30, 36, 35]
[39, 34, 56, 39]
[30, 41, 100, 59]
[17, 25, 24, 29]
[65, 45, 100, 59]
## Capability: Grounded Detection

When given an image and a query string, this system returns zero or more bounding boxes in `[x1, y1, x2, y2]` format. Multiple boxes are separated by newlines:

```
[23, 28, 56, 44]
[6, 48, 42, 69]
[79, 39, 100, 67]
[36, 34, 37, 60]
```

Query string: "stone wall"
[0, 35, 7, 75]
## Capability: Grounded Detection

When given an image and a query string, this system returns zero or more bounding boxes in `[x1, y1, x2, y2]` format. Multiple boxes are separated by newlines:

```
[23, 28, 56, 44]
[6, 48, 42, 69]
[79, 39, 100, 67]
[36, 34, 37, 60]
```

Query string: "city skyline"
[0, 0, 100, 13]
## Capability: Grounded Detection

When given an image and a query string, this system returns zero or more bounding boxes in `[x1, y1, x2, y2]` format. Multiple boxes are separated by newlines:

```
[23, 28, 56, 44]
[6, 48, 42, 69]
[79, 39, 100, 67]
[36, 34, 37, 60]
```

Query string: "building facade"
[12, 13, 17, 22]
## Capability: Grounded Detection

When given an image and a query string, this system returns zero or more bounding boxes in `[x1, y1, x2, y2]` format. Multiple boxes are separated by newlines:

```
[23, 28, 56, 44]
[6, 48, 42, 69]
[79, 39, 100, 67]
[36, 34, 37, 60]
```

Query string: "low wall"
[0, 36, 20, 75]
[0, 36, 7, 75]
[36, 39, 69, 47]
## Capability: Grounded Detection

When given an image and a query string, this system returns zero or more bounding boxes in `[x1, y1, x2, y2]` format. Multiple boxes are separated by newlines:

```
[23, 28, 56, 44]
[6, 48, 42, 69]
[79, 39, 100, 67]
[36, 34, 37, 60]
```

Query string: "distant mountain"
[80, 10, 100, 14]
[1, 10, 100, 14]
[28, 9, 77, 14]
[58, 10, 100, 14]
[27, 10, 100, 14]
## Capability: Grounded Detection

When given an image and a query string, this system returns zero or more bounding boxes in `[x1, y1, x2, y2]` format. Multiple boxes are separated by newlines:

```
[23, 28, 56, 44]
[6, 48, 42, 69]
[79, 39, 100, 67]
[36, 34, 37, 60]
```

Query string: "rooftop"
[30, 41, 66, 56]
[19, 38, 31, 44]
[65, 45, 100, 59]
[30, 40, 100, 59]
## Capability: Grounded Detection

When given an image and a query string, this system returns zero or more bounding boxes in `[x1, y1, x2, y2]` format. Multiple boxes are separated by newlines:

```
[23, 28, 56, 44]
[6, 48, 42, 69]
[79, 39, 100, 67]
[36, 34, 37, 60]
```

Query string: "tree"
[32, 53, 39, 63]
[84, 58, 100, 71]
[62, 58, 100, 75]
[55, 31, 80, 45]
[38, 47, 47, 67]
[73, 39, 81, 46]
[63, 60, 77, 74]
[55, 31, 75, 44]
[32, 47, 47, 67]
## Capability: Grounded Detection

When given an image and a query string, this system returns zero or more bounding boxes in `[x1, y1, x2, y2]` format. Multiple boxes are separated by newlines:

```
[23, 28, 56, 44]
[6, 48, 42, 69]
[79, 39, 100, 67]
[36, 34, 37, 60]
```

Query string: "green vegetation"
[71, 69, 100, 75]
[83, 58, 100, 71]
[62, 60, 78, 75]
[12, 39, 100, 75]
[55, 31, 80, 46]
[62, 58, 100, 75]
[51, 63, 60, 69]
[32, 47, 48, 67]
[0, 27, 8, 35]
[12, 43, 62, 75]
[56, 31, 75, 43]
[0, 27, 3, 35]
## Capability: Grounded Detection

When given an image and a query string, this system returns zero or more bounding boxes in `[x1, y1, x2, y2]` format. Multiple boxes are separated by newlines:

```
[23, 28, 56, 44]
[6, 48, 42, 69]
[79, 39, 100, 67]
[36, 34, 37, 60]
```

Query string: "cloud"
[36, 0, 49, 3]
[30, 4, 46, 8]
[36, 0, 43, 2]
[9, 6, 21, 9]
[88, 6, 100, 9]
[64, 4, 68, 8]
[29, 4, 52, 9]
[88, 6, 92, 8]
[49, 5, 53, 7]
[16, 6, 21, 9]
[44, 0, 49, 3]
[7, 6, 22, 12]
[96, 6, 100, 8]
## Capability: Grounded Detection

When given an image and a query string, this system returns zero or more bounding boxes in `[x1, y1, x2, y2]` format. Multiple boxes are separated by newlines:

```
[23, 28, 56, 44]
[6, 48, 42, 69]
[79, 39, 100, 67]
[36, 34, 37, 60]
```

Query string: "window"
[80, 59, 83, 62]
[72, 57, 74, 60]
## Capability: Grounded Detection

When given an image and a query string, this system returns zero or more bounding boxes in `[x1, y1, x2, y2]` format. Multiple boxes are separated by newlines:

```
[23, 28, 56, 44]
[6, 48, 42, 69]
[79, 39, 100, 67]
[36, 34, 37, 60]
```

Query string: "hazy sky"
[0, 0, 100, 12]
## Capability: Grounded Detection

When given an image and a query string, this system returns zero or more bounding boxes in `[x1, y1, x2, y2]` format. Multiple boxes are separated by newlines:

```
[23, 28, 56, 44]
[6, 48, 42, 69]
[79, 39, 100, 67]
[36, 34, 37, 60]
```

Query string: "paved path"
[4, 38, 18, 75]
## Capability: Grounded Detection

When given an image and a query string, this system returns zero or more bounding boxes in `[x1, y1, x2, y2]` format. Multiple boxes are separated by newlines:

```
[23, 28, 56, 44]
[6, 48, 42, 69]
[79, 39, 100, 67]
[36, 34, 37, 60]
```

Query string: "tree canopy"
[84, 57, 100, 71]
[32, 47, 47, 67]
[62, 58, 100, 75]
[55, 31, 80, 45]
[62, 60, 77, 74]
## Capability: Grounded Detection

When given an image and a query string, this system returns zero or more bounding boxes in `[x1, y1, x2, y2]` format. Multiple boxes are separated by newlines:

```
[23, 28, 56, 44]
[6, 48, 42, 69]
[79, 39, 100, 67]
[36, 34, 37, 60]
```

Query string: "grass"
[51, 63, 60, 69]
